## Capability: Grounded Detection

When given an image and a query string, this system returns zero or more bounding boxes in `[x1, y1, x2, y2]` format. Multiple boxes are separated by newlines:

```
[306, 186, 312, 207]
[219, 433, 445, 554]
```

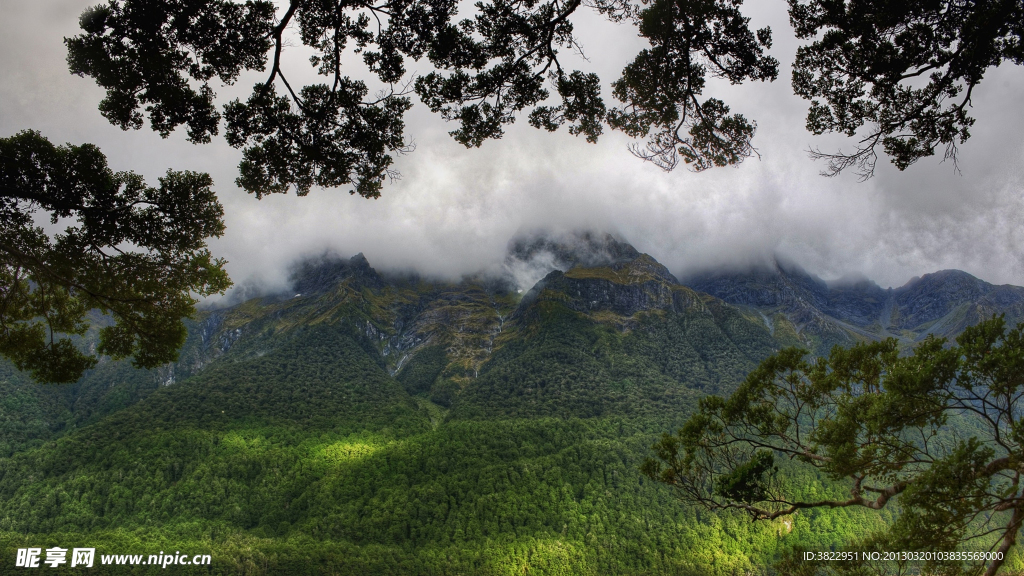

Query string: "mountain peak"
[289, 251, 385, 294]
[563, 253, 679, 285]
[506, 230, 640, 267]
[899, 269, 983, 290]
[504, 230, 641, 292]
[683, 257, 829, 310]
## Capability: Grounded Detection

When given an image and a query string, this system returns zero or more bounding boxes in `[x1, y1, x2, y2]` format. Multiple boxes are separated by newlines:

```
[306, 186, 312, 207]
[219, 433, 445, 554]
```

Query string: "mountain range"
[0, 231, 1020, 574]
[686, 257, 1024, 354]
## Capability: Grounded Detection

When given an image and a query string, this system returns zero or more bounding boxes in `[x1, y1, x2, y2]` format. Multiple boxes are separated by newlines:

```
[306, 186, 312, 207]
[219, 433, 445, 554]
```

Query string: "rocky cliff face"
[687, 260, 829, 309]
[894, 270, 1012, 327]
[685, 260, 863, 351]
[515, 254, 690, 321]
[164, 235, 761, 408]
[49, 230, 1009, 408]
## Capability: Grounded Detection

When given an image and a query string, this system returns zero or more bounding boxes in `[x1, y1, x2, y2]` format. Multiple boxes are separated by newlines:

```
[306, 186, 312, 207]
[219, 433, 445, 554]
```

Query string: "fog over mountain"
[2, 0, 1022, 299]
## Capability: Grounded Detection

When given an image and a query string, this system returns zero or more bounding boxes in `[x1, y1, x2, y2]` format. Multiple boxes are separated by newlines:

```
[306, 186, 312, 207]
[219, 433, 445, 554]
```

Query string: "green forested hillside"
[0, 350, 162, 458]
[0, 416, 884, 574]
[0, 245, 979, 574]
[451, 299, 773, 420]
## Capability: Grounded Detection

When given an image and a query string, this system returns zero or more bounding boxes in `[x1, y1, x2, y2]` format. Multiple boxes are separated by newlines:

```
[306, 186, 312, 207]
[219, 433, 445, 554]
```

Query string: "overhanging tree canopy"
[65, 0, 778, 198]
[0, 131, 231, 383]
[642, 315, 1024, 576]
[65, 0, 1022, 196]
[791, 0, 1024, 179]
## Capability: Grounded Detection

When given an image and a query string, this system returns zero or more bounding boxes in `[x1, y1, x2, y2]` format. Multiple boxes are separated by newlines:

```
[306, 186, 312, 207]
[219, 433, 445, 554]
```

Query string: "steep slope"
[685, 260, 861, 354]
[891, 270, 1024, 338]
[449, 252, 781, 419]
[686, 259, 1024, 353]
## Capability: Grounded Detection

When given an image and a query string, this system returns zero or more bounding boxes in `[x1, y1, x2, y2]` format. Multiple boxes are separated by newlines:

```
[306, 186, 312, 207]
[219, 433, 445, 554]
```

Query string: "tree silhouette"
[65, 0, 1022, 193]
[0, 131, 230, 383]
[790, 0, 1024, 179]
[65, 0, 777, 197]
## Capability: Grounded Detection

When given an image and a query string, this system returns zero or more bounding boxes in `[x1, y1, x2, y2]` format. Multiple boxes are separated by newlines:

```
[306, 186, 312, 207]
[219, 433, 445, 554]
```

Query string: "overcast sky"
[3, 0, 1023, 297]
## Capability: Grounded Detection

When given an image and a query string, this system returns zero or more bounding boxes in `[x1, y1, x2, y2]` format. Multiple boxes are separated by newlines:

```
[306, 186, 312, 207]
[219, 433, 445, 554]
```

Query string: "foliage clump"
[0, 131, 230, 384]
[644, 315, 1024, 576]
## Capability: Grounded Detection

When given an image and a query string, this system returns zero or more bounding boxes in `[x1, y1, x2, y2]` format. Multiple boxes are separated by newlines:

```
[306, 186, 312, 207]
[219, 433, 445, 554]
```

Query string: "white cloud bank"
[2, 0, 1022, 300]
